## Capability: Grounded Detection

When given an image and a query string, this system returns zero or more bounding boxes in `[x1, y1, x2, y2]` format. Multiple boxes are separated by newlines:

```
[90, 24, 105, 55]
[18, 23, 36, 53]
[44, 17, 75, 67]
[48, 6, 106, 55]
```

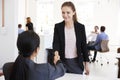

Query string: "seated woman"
[10, 31, 65, 80]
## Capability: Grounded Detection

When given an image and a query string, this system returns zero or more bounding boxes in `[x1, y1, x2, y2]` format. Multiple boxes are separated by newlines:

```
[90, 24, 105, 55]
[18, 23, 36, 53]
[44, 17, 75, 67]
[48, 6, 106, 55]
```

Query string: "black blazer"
[53, 21, 89, 70]
[26, 22, 34, 31]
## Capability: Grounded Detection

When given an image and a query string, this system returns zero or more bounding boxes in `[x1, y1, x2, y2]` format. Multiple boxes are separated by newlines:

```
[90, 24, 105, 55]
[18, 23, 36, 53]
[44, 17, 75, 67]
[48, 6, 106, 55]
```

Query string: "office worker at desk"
[53, 1, 89, 75]
[87, 26, 109, 62]
[87, 26, 99, 41]
[10, 31, 65, 80]
[87, 26, 99, 56]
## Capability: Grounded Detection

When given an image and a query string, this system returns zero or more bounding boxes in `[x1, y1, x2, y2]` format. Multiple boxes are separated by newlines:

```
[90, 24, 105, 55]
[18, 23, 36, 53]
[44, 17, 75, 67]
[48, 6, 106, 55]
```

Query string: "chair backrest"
[100, 40, 109, 52]
[3, 62, 14, 80]
[117, 48, 120, 53]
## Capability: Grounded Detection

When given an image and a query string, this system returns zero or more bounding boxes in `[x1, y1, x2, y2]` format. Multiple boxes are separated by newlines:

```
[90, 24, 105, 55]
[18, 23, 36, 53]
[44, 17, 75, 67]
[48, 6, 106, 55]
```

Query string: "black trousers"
[87, 45, 97, 60]
[64, 57, 83, 74]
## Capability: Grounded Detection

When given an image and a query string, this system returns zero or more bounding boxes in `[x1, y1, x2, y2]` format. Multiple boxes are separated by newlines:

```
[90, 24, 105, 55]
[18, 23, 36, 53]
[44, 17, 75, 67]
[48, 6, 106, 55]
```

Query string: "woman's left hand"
[84, 62, 90, 75]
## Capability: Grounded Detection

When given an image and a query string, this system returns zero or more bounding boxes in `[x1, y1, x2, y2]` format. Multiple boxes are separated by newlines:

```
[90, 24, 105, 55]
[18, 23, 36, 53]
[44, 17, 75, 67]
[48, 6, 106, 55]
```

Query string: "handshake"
[47, 49, 60, 65]
[54, 51, 60, 64]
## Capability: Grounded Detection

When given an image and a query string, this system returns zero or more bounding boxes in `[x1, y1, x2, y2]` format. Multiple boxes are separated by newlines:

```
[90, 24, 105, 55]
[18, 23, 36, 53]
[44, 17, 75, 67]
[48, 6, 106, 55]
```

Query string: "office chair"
[117, 48, 120, 78]
[98, 40, 109, 66]
[3, 62, 14, 80]
[100, 40, 109, 52]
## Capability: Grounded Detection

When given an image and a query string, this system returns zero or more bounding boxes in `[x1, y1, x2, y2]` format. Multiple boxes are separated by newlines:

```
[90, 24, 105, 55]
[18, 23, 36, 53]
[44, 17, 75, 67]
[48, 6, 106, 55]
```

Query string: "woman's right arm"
[48, 49, 66, 80]
[48, 61, 66, 80]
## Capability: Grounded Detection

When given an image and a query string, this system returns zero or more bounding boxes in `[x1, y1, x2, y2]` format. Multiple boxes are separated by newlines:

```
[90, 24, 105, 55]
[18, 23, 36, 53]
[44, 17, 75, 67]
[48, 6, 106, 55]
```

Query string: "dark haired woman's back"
[10, 55, 65, 80]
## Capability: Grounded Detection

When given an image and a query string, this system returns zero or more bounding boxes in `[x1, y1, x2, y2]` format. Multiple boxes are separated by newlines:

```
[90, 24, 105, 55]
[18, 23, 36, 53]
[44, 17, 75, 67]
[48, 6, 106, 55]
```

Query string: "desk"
[0, 71, 119, 80]
[56, 73, 117, 80]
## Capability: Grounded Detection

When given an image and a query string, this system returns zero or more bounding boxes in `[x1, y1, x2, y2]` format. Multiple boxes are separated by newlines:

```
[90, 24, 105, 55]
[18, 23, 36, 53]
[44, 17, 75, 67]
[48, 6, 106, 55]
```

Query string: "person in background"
[18, 24, 24, 34]
[87, 26, 99, 56]
[87, 26, 109, 62]
[87, 26, 99, 42]
[10, 31, 65, 80]
[26, 17, 34, 31]
[53, 1, 89, 75]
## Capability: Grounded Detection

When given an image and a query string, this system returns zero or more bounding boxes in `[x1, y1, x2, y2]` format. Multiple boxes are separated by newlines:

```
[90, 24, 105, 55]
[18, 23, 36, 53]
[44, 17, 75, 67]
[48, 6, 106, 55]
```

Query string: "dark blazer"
[53, 21, 89, 70]
[26, 22, 34, 31]
[7, 55, 65, 80]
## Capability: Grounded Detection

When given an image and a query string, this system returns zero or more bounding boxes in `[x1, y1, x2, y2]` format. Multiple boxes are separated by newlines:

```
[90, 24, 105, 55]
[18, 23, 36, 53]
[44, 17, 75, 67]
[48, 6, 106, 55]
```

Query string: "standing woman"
[53, 1, 89, 75]
[26, 17, 34, 31]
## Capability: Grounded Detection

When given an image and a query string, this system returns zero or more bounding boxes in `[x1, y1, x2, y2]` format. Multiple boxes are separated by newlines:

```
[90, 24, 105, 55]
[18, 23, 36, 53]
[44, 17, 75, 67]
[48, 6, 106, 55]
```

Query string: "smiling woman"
[53, 1, 89, 75]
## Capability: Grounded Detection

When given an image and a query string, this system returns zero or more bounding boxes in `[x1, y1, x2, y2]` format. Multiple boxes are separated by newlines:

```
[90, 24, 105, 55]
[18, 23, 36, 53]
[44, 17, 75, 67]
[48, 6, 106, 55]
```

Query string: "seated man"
[18, 24, 24, 34]
[10, 31, 65, 80]
[87, 26, 109, 62]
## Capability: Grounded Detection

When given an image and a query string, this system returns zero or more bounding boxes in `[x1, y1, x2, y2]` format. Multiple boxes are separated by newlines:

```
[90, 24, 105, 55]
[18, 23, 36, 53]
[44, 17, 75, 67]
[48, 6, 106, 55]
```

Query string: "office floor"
[87, 51, 118, 80]
[0, 45, 119, 80]
[57, 45, 119, 80]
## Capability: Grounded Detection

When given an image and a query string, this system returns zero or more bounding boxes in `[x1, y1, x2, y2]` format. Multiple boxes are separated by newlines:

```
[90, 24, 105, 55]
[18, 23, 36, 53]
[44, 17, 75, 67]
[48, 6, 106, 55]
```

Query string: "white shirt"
[87, 32, 98, 42]
[18, 28, 24, 34]
[65, 26, 77, 59]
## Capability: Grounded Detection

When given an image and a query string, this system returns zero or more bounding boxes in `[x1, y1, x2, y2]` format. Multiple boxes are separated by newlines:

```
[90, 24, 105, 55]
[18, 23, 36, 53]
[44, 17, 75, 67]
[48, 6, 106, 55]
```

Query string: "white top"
[87, 32, 98, 42]
[65, 26, 77, 59]
[18, 28, 24, 34]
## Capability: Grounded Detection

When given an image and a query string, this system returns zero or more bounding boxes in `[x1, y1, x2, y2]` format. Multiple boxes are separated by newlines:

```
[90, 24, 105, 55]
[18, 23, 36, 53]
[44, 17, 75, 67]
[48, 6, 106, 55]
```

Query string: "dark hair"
[100, 26, 105, 32]
[26, 17, 31, 23]
[17, 31, 40, 57]
[10, 31, 40, 80]
[18, 24, 22, 28]
[26, 17, 31, 19]
[61, 1, 77, 22]
[95, 26, 99, 29]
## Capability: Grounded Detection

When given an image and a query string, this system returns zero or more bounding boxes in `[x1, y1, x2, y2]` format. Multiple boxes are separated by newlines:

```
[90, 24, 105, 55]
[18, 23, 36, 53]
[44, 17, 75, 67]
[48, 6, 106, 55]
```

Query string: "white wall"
[18, 0, 26, 29]
[118, 10, 120, 45]
[0, 0, 18, 68]
[26, 0, 37, 31]
[117, 1, 120, 45]
[93, 0, 120, 45]
[0, 0, 2, 26]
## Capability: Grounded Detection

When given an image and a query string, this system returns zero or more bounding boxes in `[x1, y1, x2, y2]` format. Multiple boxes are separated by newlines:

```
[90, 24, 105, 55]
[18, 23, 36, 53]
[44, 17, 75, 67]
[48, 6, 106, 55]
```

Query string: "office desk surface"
[0, 73, 119, 80]
[56, 73, 118, 80]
